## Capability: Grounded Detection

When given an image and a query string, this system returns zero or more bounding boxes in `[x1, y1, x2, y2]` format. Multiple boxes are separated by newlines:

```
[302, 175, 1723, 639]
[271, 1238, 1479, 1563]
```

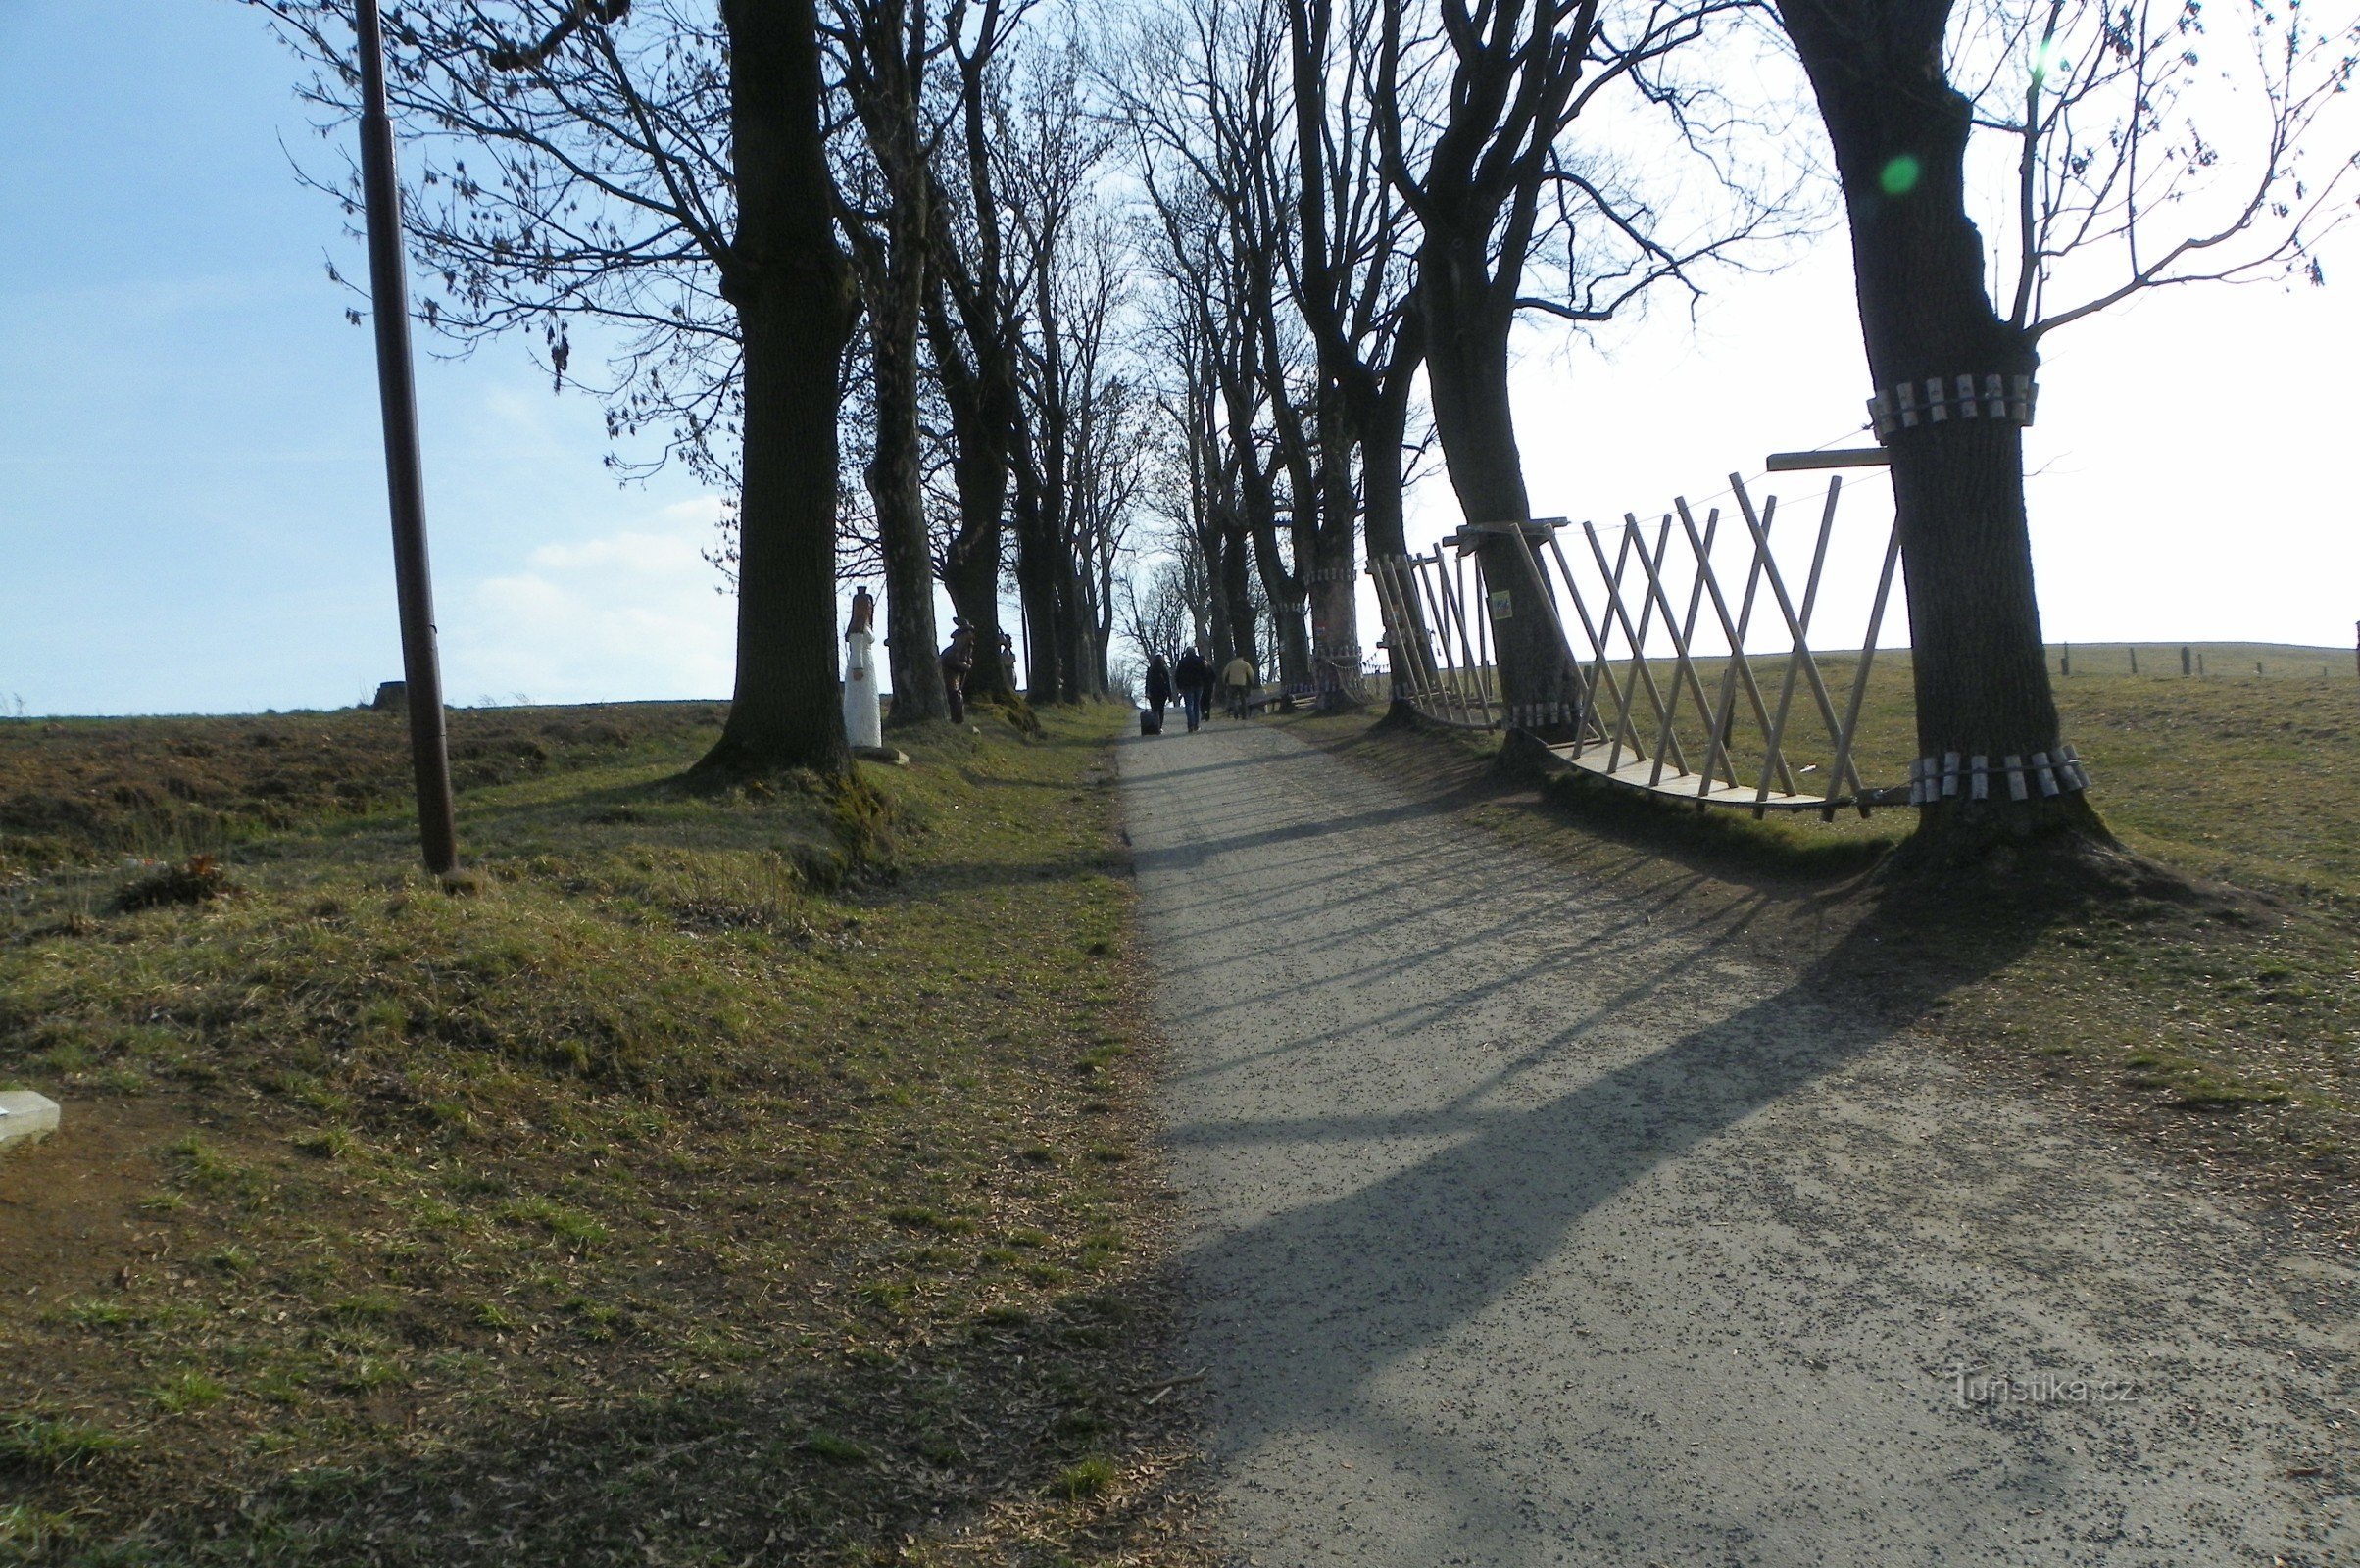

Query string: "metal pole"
[356, 0, 459, 876]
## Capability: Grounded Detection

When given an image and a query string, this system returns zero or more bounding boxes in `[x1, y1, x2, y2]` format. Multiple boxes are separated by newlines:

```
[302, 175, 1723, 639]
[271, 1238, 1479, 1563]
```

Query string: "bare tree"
[1277, 0, 1424, 702]
[1123, 0, 1324, 687]
[922, 0, 1033, 703]
[256, 0, 859, 776]
[1775, 0, 2359, 858]
[999, 30, 1134, 700]
[1120, 558, 1196, 664]
[829, 0, 966, 723]
[1376, 0, 1790, 724]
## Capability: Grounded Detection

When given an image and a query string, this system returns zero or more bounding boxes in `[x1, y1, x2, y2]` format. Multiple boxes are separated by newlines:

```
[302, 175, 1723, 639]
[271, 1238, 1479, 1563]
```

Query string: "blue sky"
[2, 0, 2355, 716]
[0, 0, 729, 716]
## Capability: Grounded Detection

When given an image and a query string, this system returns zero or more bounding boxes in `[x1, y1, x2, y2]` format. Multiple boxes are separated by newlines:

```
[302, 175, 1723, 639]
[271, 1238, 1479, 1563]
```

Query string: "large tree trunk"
[1057, 560, 1094, 702]
[932, 392, 1012, 703]
[1360, 368, 1423, 718]
[1306, 385, 1359, 696]
[1416, 247, 1582, 732]
[698, 0, 859, 779]
[865, 249, 948, 724]
[940, 518, 1008, 702]
[1217, 523, 1257, 669]
[1011, 450, 1061, 698]
[1249, 517, 1312, 690]
[1780, 0, 2103, 853]
[925, 295, 1016, 705]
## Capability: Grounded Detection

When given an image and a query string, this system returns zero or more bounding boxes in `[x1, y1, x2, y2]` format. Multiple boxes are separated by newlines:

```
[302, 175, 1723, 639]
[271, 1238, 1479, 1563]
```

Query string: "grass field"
[1415, 650, 2360, 901]
[0, 703, 1210, 1566]
[1293, 650, 2360, 1249]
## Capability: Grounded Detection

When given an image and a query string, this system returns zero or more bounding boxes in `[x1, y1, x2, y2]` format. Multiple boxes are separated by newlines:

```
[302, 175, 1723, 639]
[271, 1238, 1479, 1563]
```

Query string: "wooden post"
[1472, 555, 1491, 712]
[1416, 554, 1472, 725]
[1753, 480, 1840, 814]
[1438, 551, 1496, 727]
[1404, 556, 1456, 721]
[2129, 647, 2139, 675]
[1620, 511, 1721, 788]
[1677, 496, 1794, 795]
[1545, 526, 1624, 753]
[2183, 645, 2192, 676]
[1586, 518, 1680, 774]
[1824, 516, 1904, 818]
[1727, 477, 1851, 798]
[356, 0, 459, 877]
[1696, 506, 1764, 795]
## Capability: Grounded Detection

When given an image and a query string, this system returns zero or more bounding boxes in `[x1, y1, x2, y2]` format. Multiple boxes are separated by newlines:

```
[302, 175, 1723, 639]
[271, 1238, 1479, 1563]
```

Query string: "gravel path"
[1118, 719, 2355, 1567]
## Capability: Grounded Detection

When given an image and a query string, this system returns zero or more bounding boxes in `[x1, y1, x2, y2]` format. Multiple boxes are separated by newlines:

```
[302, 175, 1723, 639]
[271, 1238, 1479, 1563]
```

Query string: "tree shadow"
[1156, 888, 2058, 1560]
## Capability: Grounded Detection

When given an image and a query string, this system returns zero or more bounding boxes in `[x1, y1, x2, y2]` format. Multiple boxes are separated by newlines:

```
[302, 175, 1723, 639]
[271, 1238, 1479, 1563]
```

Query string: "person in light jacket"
[1220, 653, 1255, 718]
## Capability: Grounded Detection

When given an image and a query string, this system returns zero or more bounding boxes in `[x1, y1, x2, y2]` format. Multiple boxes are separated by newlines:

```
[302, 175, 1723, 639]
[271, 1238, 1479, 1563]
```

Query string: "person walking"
[1174, 646, 1210, 732]
[1144, 652, 1172, 733]
[1221, 652, 1256, 719]
[939, 621, 976, 724]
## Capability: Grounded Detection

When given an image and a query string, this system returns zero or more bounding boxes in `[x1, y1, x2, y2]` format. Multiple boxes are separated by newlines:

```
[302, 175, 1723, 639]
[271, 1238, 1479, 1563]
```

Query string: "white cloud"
[444, 500, 736, 705]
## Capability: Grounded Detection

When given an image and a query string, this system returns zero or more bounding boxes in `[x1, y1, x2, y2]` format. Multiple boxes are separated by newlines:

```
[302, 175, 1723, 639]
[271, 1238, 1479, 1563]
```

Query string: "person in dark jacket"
[1173, 646, 1210, 732]
[1143, 653, 1172, 731]
[939, 622, 975, 724]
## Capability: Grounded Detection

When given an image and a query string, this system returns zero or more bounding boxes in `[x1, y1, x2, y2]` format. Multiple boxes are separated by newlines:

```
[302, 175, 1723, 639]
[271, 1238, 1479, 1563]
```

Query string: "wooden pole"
[1696, 507, 1760, 794]
[1727, 476, 1850, 799]
[356, 0, 459, 877]
[1544, 526, 1614, 747]
[1675, 496, 1793, 794]
[1753, 480, 1839, 813]
[1824, 515, 1904, 818]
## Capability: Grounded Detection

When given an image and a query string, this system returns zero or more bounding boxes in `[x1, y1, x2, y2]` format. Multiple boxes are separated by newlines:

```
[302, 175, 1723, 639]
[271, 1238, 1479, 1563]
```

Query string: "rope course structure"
[1372, 466, 2087, 819]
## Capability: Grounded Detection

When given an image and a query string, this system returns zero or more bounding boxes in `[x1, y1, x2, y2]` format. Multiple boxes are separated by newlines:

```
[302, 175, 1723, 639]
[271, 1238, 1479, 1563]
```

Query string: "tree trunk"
[1779, 0, 2103, 852]
[1416, 249, 1582, 731]
[941, 528, 1008, 702]
[1011, 449, 1061, 698]
[925, 296, 1015, 704]
[1060, 554, 1098, 701]
[1217, 523, 1256, 669]
[1249, 517, 1312, 690]
[1360, 368, 1423, 717]
[698, 0, 859, 779]
[865, 246, 948, 724]
[1306, 383, 1360, 697]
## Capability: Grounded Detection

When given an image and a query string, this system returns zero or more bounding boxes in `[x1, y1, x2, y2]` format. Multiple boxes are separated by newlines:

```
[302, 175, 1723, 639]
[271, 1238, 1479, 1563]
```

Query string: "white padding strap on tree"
[1869, 374, 2037, 437]
[1906, 745, 2089, 804]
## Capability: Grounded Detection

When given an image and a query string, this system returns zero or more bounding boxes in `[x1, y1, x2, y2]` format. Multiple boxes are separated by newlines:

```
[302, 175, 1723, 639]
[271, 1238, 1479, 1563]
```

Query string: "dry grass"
[0, 702, 1216, 1566]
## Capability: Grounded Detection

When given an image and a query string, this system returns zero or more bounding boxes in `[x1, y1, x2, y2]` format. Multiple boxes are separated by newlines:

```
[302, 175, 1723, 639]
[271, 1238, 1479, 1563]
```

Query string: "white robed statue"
[842, 585, 883, 749]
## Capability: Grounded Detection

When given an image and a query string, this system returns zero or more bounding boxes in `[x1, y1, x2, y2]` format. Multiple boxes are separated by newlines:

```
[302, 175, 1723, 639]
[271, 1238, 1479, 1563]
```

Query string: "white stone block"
[0, 1091, 61, 1151]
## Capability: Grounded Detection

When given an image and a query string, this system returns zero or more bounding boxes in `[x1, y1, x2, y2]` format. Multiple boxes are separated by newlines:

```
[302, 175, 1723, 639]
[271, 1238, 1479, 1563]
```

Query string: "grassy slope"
[0, 704, 1210, 1567]
[1286, 661, 2360, 1250]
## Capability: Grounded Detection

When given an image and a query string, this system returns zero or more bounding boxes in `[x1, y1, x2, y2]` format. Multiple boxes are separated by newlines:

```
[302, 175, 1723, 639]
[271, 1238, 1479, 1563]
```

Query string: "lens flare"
[1879, 155, 1922, 197]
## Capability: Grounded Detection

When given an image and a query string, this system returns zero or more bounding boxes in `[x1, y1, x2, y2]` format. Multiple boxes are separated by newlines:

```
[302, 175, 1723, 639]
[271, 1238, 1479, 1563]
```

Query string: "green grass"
[1378, 651, 2360, 901]
[0, 700, 1208, 1565]
[0, 1418, 132, 1472]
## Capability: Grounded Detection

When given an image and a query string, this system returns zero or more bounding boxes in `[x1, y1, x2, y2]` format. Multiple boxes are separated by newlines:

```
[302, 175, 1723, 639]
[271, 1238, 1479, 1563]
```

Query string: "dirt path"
[1118, 719, 2354, 1567]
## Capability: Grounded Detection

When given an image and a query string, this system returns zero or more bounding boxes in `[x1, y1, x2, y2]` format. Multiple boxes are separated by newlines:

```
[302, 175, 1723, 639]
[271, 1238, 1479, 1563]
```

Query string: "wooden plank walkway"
[1530, 739, 1909, 813]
